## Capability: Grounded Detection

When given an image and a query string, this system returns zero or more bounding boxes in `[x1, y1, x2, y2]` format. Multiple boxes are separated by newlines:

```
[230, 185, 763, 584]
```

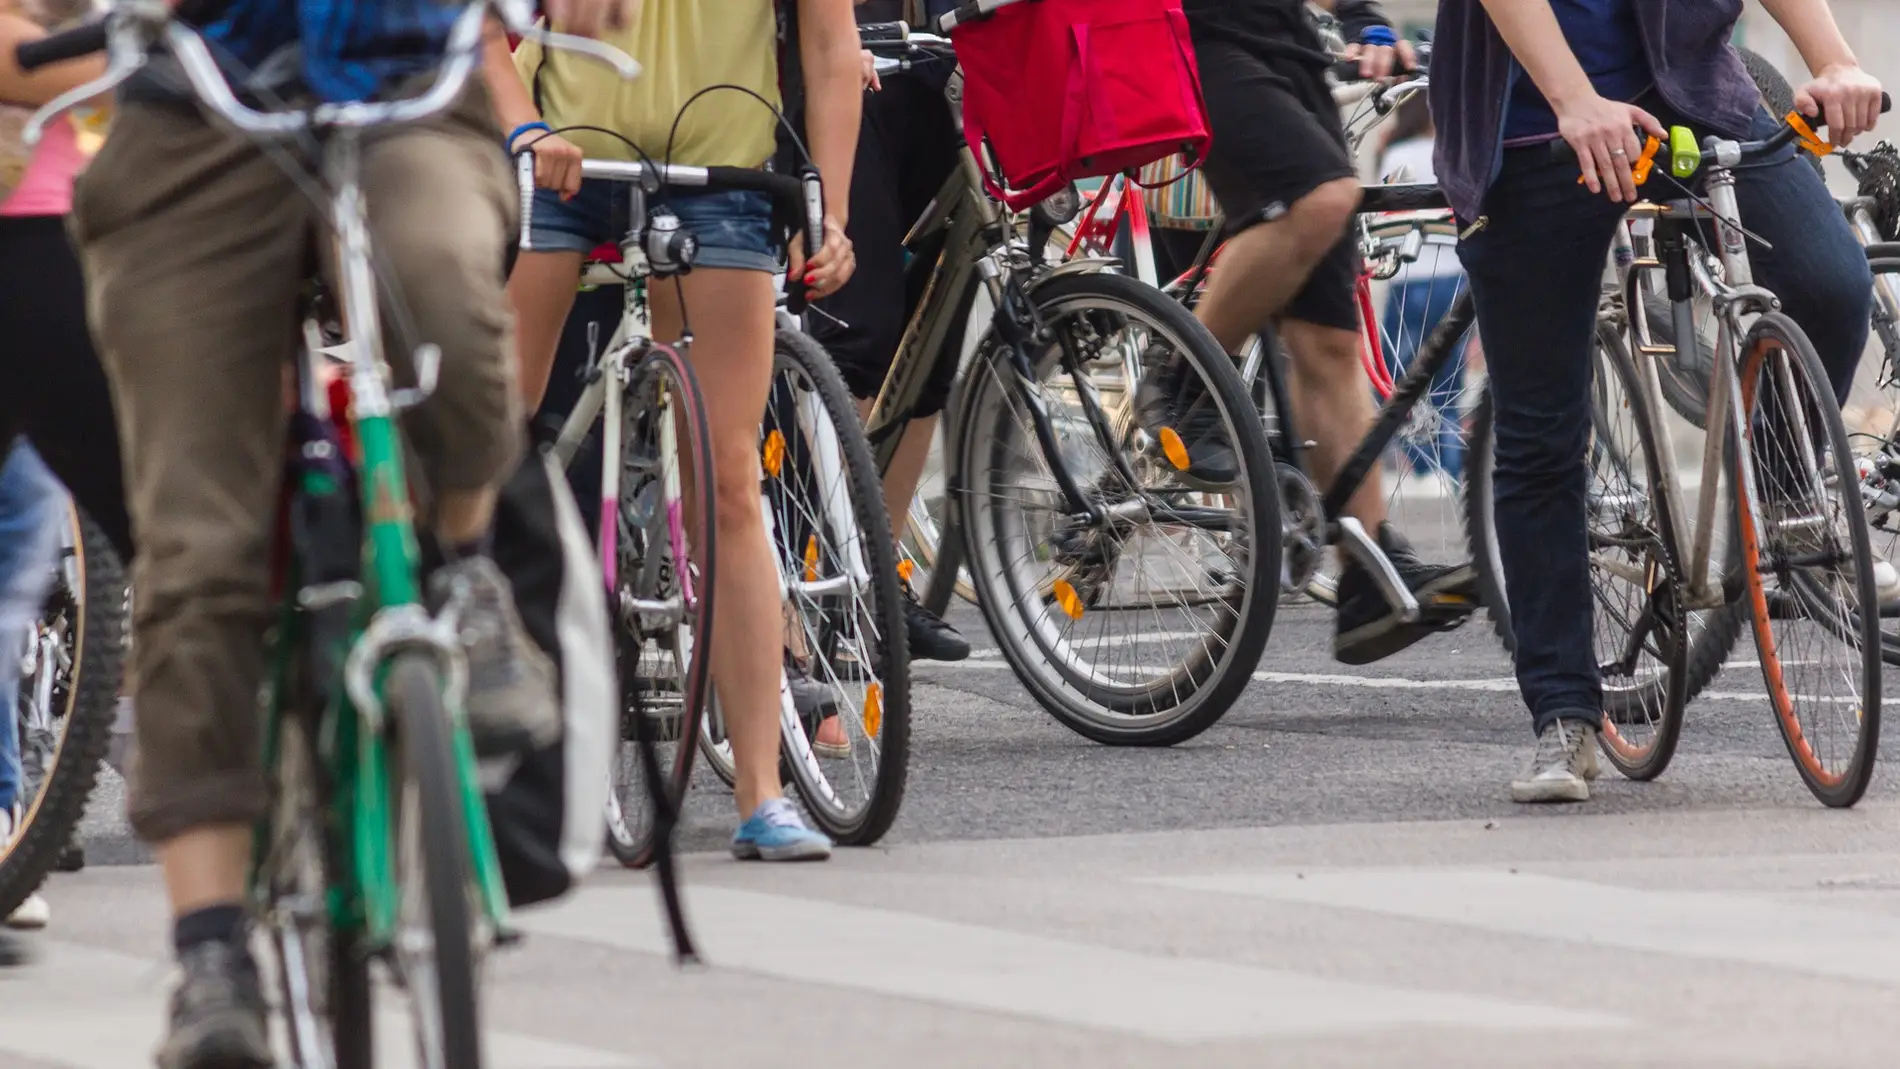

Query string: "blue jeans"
[0, 441, 67, 812]
[1382, 275, 1470, 480]
[1459, 102, 1872, 733]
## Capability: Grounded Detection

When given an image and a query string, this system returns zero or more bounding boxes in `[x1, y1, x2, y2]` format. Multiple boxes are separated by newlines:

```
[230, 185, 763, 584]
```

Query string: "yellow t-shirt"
[516, 0, 781, 168]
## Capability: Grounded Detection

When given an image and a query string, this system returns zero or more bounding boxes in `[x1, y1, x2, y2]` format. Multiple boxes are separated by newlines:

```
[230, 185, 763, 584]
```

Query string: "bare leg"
[1279, 318, 1385, 530]
[648, 272, 786, 818]
[508, 250, 586, 413]
[1192, 178, 1361, 355]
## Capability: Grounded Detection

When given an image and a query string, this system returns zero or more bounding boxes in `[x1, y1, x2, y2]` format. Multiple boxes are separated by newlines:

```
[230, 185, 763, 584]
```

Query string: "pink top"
[1, 116, 79, 217]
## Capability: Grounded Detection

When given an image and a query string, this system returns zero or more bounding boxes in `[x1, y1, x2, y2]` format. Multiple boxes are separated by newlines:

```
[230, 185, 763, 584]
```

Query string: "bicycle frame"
[260, 127, 510, 961]
[1615, 166, 1805, 611]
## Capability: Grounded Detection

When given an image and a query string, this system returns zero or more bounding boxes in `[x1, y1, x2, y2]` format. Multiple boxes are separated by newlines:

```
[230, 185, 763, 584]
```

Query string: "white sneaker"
[1873, 560, 1900, 612]
[5, 892, 48, 931]
[1510, 718, 1600, 803]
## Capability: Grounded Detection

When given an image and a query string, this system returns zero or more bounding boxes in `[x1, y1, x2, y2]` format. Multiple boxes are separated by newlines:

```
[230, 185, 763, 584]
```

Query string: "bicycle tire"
[386, 653, 482, 1069]
[0, 505, 125, 920]
[765, 325, 911, 844]
[956, 270, 1280, 746]
[1732, 313, 1882, 807]
[1847, 256, 1900, 667]
[608, 345, 718, 867]
[1466, 327, 1743, 712]
[1738, 46, 1825, 179]
[261, 666, 372, 1069]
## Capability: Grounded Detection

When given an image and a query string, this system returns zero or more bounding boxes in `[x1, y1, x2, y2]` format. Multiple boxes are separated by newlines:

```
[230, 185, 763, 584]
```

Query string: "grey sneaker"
[431, 557, 561, 758]
[156, 940, 274, 1069]
[1510, 718, 1601, 804]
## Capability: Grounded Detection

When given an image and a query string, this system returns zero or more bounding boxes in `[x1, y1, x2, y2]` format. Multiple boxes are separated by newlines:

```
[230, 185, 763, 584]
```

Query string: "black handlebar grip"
[858, 20, 908, 44]
[1884, 92, 1894, 115]
[1329, 56, 1422, 83]
[16, 20, 107, 71]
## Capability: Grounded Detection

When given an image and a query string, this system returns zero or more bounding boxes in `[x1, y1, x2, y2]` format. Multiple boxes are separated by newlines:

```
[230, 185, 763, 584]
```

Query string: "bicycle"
[21, 2, 642, 1063]
[0, 501, 126, 922]
[863, 27, 1281, 747]
[1465, 107, 1889, 804]
[524, 154, 910, 846]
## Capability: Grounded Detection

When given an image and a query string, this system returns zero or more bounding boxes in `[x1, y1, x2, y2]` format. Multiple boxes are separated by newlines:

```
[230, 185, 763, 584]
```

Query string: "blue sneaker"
[731, 798, 832, 861]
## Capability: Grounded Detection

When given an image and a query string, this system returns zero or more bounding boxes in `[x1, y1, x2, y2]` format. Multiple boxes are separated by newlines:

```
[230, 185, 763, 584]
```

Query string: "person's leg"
[0, 216, 134, 564]
[655, 188, 831, 858]
[1716, 107, 1872, 401]
[0, 440, 65, 933]
[810, 74, 968, 661]
[1457, 145, 1628, 802]
[73, 100, 306, 1061]
[365, 90, 565, 758]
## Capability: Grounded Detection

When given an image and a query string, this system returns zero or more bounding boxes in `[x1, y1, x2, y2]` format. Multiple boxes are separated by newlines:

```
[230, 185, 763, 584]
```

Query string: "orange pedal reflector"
[1052, 578, 1084, 620]
[803, 534, 819, 582]
[763, 429, 786, 478]
[1158, 427, 1191, 471]
[863, 682, 883, 739]
[897, 558, 915, 583]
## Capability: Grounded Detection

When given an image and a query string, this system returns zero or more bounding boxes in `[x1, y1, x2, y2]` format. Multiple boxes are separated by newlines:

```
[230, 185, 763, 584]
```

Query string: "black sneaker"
[1134, 347, 1239, 486]
[1333, 523, 1478, 665]
[904, 585, 970, 662]
[156, 940, 275, 1069]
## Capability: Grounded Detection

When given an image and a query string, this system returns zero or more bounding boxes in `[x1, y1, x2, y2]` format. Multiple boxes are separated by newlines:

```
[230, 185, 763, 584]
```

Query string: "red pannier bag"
[949, 0, 1212, 211]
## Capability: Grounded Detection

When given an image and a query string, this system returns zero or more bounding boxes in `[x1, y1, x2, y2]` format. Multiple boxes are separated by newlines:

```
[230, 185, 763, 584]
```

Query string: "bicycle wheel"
[1467, 324, 1743, 718]
[385, 653, 482, 1069]
[762, 325, 911, 844]
[1733, 313, 1882, 807]
[607, 345, 718, 866]
[258, 666, 372, 1069]
[957, 270, 1279, 745]
[1842, 256, 1900, 665]
[0, 504, 125, 920]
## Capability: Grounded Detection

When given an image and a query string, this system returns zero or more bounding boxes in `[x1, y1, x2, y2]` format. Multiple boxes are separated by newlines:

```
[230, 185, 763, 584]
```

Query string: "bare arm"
[1757, 0, 1883, 142]
[1474, 0, 1663, 202]
[481, 17, 586, 196]
[0, 13, 105, 108]
[794, 0, 861, 296]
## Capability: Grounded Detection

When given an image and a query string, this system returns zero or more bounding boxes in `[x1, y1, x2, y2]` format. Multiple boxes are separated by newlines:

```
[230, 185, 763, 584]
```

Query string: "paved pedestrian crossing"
[6, 805, 1900, 1069]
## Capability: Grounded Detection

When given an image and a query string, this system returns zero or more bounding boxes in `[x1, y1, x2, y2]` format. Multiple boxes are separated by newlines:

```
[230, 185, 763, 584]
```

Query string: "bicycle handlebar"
[1732, 92, 1892, 160]
[18, 0, 638, 143]
[518, 157, 827, 313]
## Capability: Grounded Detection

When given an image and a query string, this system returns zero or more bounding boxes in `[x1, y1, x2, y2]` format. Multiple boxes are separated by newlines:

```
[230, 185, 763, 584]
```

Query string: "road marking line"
[517, 884, 1620, 1041]
[934, 659, 1867, 704]
[1149, 868, 1900, 984]
[0, 939, 643, 1069]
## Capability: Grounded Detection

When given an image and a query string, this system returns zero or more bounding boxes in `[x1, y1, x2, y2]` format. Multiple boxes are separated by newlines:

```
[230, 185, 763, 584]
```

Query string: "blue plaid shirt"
[201, 0, 462, 103]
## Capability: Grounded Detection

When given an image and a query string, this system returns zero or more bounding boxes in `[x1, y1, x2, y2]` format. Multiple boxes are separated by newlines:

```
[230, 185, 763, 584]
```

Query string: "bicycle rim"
[1734, 313, 1882, 807]
[609, 346, 718, 866]
[960, 271, 1278, 745]
[764, 327, 911, 843]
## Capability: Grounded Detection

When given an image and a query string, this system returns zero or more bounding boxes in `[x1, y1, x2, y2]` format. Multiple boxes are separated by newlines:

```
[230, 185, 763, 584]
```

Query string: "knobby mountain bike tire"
[386, 653, 482, 1069]
[609, 344, 718, 869]
[1732, 313, 1882, 808]
[764, 325, 911, 844]
[0, 505, 125, 921]
[955, 270, 1280, 746]
[1466, 327, 1743, 722]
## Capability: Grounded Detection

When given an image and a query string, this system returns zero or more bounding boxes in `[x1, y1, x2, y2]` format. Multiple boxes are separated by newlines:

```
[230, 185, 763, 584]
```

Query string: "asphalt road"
[14, 595, 1900, 1068]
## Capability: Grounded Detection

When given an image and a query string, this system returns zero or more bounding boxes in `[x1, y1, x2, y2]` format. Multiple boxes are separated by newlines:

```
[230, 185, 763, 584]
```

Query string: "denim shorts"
[526, 179, 780, 273]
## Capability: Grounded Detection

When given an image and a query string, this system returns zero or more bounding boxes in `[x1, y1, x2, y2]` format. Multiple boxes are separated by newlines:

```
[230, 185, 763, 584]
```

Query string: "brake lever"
[23, 0, 166, 146]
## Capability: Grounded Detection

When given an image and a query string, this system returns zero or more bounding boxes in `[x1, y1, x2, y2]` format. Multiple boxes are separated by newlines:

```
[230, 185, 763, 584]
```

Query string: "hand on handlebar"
[1555, 91, 1667, 204]
[790, 217, 855, 301]
[515, 129, 584, 199]
[543, 0, 632, 39]
[860, 48, 881, 92]
[1342, 38, 1416, 81]
[1797, 63, 1885, 147]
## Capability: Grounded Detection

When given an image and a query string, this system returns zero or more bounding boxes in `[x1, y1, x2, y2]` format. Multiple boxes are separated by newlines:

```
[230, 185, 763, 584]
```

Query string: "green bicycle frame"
[255, 136, 510, 958]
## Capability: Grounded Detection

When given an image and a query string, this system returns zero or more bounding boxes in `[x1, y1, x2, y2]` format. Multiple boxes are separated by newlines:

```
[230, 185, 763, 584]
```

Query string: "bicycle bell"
[644, 207, 698, 276]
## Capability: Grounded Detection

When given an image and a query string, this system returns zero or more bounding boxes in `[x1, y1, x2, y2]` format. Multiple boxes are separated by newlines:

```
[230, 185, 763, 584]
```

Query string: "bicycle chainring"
[1277, 462, 1325, 595]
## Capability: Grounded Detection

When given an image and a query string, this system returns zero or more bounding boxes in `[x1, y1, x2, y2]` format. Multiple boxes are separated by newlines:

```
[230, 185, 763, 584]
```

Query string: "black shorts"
[809, 73, 962, 416]
[1193, 36, 1360, 333]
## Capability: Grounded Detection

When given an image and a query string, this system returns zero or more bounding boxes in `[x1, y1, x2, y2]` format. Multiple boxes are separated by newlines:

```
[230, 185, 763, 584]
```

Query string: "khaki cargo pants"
[72, 86, 523, 843]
